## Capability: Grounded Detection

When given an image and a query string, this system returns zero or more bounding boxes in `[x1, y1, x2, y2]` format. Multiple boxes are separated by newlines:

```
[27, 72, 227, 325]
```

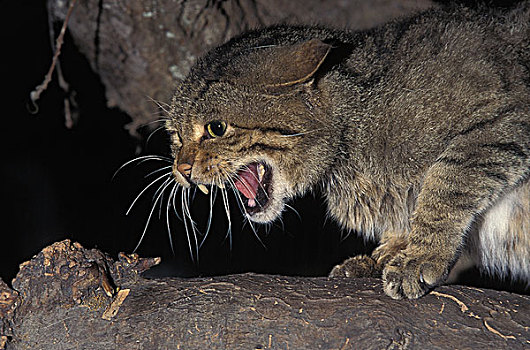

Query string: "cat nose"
[177, 163, 192, 178]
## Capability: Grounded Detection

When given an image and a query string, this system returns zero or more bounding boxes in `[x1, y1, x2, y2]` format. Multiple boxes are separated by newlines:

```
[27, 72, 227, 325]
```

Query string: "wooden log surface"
[46, 0, 435, 135]
[0, 240, 528, 349]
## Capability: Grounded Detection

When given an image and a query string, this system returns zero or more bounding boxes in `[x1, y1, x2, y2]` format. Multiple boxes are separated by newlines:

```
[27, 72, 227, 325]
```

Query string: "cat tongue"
[235, 164, 259, 200]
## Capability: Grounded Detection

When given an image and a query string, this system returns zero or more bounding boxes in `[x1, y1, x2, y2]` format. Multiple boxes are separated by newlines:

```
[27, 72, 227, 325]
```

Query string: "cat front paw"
[382, 249, 450, 299]
[329, 255, 381, 278]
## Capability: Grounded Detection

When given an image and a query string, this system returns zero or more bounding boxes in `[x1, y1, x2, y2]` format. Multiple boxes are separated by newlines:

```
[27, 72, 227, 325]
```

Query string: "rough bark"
[47, 0, 435, 135]
[0, 240, 528, 349]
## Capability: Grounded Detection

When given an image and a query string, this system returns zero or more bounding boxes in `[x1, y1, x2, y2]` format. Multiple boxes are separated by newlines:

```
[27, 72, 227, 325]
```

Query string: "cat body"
[166, 3, 530, 299]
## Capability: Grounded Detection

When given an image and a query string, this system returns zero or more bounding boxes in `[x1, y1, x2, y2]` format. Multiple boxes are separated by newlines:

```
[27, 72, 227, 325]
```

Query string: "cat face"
[166, 39, 338, 223]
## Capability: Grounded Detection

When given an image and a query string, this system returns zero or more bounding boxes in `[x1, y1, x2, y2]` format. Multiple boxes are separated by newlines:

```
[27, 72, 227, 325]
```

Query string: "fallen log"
[1, 240, 528, 349]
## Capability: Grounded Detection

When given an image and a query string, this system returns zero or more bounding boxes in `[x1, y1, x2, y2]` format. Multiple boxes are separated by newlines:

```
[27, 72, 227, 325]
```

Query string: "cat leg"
[383, 114, 529, 299]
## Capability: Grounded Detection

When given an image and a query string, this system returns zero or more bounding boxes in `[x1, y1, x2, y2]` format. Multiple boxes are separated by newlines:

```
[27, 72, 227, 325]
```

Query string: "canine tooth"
[217, 182, 225, 189]
[197, 184, 209, 195]
[257, 164, 265, 182]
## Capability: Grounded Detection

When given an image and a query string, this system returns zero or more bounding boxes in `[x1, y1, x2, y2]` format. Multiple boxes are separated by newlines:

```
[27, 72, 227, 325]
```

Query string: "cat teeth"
[217, 182, 225, 189]
[257, 163, 265, 182]
[197, 184, 209, 195]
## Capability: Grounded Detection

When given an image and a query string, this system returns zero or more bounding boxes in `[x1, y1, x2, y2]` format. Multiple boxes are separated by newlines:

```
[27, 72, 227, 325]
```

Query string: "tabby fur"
[166, 2, 530, 299]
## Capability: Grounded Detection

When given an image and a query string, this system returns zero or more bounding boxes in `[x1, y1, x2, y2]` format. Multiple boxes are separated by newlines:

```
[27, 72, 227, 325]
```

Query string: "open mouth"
[233, 162, 272, 214]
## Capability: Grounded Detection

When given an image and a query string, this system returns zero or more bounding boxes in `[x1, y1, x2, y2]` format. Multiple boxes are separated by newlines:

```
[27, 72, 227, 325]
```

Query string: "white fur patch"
[477, 185, 529, 280]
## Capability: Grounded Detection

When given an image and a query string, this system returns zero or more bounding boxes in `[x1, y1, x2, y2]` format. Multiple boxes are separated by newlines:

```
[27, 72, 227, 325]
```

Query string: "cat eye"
[206, 120, 227, 138]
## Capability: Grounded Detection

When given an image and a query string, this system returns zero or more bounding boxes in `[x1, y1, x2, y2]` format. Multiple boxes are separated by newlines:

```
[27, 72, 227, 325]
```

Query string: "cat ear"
[264, 39, 332, 88]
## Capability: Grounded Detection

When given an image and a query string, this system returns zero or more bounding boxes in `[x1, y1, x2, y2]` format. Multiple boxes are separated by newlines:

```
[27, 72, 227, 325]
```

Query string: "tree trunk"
[0, 240, 528, 349]
[46, 0, 434, 135]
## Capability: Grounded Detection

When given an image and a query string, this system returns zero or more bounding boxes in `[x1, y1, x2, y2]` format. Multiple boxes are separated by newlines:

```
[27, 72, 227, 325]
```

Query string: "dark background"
[1, 1, 371, 284]
[1, 0, 526, 295]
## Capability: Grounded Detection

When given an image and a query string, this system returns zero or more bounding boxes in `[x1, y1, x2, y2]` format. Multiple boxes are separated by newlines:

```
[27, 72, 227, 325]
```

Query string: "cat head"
[166, 36, 342, 223]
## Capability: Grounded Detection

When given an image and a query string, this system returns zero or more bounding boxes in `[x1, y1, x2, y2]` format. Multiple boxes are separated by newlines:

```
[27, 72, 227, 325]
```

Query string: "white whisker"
[233, 173, 264, 206]
[156, 177, 173, 219]
[133, 175, 174, 252]
[147, 95, 171, 116]
[285, 203, 302, 222]
[238, 164, 270, 201]
[224, 174, 266, 249]
[182, 187, 200, 263]
[113, 155, 171, 180]
[172, 183, 182, 221]
[181, 188, 195, 263]
[142, 117, 170, 125]
[146, 125, 169, 145]
[220, 186, 232, 251]
[126, 172, 172, 215]
[199, 180, 217, 248]
[145, 165, 173, 178]
[154, 176, 173, 205]
[264, 222, 273, 236]
[135, 156, 172, 166]
[166, 182, 179, 255]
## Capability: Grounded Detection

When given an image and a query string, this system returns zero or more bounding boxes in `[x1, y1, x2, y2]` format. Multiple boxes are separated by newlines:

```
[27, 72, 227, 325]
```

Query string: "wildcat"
[164, 2, 529, 299]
